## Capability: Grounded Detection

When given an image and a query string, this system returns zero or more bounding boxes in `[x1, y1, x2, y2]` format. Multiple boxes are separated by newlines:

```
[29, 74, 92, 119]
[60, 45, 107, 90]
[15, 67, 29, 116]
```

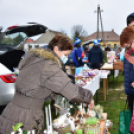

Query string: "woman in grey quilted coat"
[0, 34, 94, 134]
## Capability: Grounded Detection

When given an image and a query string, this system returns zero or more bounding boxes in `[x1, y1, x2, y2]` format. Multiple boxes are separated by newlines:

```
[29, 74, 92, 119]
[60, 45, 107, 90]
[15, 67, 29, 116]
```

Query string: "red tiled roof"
[84, 30, 119, 42]
[25, 38, 34, 43]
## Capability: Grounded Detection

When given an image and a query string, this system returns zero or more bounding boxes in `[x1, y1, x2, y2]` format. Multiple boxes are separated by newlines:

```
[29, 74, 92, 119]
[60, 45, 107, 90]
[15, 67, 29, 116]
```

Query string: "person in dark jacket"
[88, 39, 103, 69]
[72, 38, 84, 67]
[120, 26, 134, 114]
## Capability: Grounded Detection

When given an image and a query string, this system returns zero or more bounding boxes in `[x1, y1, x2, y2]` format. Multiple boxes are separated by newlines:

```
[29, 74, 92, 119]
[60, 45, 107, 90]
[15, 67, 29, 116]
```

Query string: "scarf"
[125, 45, 134, 66]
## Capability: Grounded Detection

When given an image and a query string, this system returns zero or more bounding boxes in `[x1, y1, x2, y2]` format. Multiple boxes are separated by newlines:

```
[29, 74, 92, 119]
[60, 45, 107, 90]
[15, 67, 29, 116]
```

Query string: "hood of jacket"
[19, 48, 63, 70]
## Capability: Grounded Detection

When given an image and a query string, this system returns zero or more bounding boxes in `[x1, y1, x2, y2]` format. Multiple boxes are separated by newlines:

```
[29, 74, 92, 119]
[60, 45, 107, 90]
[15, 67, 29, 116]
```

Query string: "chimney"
[112, 29, 114, 32]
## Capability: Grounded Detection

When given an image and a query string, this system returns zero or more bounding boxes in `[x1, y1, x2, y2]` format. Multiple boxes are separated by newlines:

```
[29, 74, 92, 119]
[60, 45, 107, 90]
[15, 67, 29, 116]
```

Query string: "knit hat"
[94, 39, 101, 45]
[74, 38, 81, 46]
[127, 12, 134, 26]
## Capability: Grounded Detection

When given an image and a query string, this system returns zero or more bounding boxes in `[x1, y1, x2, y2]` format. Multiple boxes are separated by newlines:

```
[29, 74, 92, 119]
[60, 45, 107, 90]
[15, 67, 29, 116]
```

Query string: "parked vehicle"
[0, 23, 48, 108]
[0, 22, 48, 54]
[0, 63, 17, 106]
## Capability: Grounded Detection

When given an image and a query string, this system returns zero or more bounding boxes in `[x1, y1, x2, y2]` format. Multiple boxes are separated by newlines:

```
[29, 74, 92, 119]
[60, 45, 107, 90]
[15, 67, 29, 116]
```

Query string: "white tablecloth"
[100, 70, 119, 78]
[83, 69, 119, 95]
[100, 70, 110, 79]
[83, 74, 100, 96]
[101, 63, 119, 78]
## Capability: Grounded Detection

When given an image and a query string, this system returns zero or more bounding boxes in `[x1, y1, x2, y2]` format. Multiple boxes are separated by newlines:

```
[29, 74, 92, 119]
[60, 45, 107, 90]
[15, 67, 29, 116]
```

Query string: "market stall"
[75, 68, 100, 96]
[100, 61, 123, 89]
[100, 50, 124, 89]
[75, 65, 110, 100]
[43, 102, 112, 134]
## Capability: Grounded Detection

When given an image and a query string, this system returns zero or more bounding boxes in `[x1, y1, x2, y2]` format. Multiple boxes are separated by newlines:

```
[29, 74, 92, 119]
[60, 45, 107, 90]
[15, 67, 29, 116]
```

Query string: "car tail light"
[7, 25, 18, 30]
[0, 74, 17, 83]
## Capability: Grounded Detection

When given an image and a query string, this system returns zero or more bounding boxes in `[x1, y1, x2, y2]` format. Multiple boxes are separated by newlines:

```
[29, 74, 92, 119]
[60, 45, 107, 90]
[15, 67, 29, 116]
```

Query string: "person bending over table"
[0, 34, 94, 134]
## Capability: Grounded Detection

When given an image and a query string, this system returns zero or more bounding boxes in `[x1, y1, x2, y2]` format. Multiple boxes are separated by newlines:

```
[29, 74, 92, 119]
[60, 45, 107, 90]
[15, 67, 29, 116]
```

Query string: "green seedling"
[12, 123, 23, 132]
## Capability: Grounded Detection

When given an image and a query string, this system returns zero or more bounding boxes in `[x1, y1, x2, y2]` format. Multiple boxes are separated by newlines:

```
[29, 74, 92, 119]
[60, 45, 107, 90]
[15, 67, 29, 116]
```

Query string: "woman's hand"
[131, 82, 134, 88]
[88, 99, 94, 110]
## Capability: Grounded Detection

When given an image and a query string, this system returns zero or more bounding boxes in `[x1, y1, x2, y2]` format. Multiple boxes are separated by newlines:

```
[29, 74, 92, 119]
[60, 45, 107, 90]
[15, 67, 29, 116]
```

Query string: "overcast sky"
[1, 0, 134, 38]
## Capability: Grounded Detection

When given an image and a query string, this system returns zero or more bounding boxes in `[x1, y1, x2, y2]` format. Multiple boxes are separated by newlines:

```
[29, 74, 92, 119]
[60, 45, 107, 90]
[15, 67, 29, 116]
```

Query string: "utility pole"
[95, 5, 100, 39]
[100, 10, 105, 46]
[95, 5, 105, 46]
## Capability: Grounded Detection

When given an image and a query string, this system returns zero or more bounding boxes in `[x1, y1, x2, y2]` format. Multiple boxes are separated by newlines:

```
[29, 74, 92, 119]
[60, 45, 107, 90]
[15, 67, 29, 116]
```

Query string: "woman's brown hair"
[120, 26, 134, 47]
[48, 34, 73, 51]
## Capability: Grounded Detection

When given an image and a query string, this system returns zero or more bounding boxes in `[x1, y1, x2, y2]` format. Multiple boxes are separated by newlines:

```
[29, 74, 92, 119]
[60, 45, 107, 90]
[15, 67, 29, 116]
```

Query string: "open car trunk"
[0, 23, 48, 71]
[6, 23, 48, 37]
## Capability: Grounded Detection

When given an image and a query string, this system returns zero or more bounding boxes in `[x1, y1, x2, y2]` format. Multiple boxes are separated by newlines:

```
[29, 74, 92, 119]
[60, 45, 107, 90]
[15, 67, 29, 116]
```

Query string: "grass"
[95, 71, 126, 134]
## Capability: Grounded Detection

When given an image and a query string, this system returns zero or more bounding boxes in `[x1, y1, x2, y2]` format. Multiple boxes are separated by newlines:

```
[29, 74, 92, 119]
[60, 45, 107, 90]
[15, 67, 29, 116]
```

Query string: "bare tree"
[71, 25, 88, 42]
[59, 29, 67, 36]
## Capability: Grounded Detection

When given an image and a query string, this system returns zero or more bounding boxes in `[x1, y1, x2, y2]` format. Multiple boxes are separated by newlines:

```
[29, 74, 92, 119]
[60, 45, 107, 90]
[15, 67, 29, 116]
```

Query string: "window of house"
[108, 44, 111, 47]
[35, 45, 39, 48]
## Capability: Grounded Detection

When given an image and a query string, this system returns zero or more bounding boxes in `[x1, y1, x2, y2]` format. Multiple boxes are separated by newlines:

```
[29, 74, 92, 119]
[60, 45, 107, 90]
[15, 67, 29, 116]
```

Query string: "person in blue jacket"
[120, 26, 134, 114]
[120, 12, 134, 114]
[72, 38, 84, 67]
[88, 39, 103, 69]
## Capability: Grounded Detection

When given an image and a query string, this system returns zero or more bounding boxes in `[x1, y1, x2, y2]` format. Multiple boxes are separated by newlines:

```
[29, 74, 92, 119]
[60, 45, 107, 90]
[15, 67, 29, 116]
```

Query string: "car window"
[0, 32, 27, 46]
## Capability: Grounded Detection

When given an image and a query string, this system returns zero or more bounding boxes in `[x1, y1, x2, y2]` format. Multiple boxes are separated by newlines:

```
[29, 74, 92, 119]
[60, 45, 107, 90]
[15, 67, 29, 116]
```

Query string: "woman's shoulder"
[43, 59, 61, 71]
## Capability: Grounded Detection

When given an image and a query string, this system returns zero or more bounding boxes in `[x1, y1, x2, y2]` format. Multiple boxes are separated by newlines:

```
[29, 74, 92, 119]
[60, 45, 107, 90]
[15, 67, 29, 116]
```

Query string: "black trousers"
[127, 95, 134, 114]
[90, 62, 101, 69]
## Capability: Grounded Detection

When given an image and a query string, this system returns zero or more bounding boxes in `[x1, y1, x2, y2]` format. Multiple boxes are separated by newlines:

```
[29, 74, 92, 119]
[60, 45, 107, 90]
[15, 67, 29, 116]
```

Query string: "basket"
[113, 61, 124, 70]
